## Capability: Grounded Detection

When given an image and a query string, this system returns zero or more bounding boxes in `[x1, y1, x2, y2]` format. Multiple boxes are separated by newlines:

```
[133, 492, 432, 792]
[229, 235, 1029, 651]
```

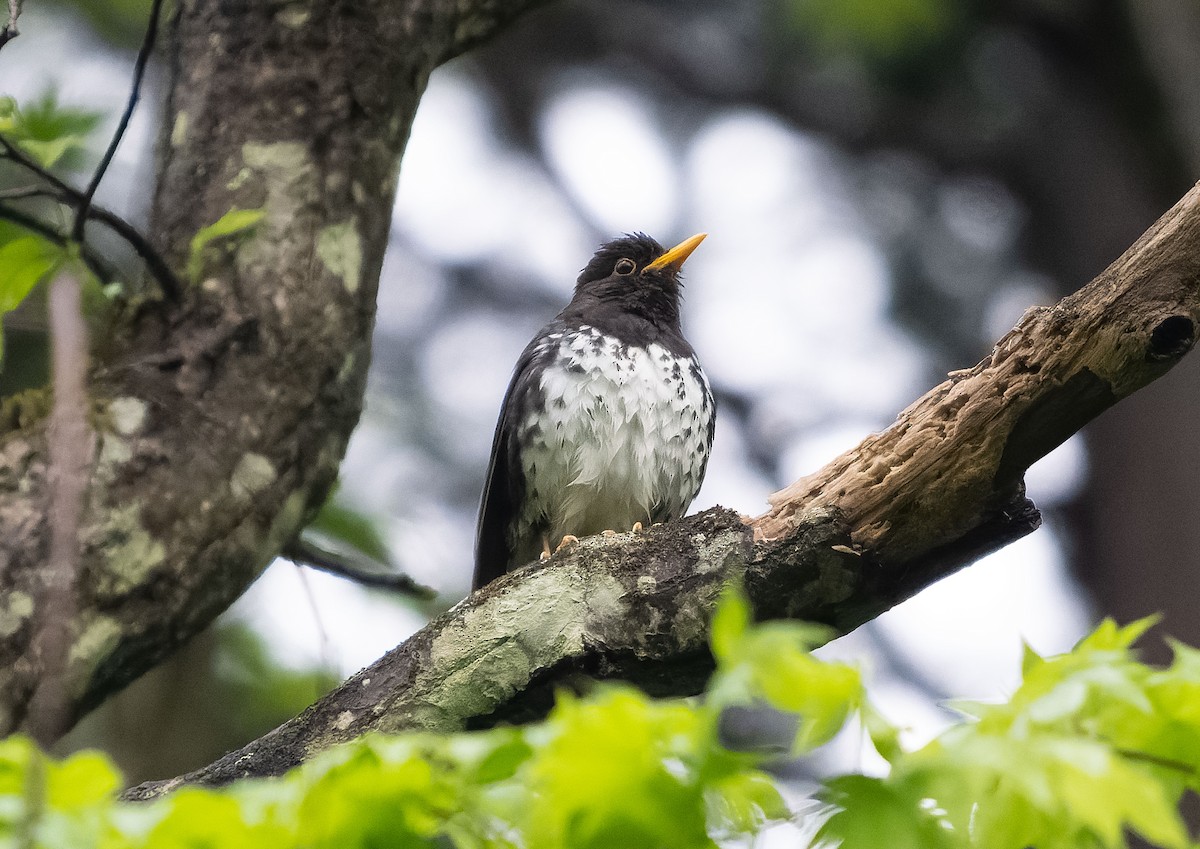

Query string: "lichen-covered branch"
[0, 0, 548, 739]
[124, 182, 1200, 798]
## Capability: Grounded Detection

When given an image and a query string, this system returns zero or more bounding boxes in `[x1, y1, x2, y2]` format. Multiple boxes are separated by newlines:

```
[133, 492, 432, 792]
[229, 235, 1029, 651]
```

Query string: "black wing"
[472, 336, 549, 590]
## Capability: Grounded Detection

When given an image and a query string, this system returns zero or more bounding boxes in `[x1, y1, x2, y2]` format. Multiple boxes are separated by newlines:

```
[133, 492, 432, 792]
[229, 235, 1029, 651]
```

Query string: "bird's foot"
[600, 523, 645, 537]
[540, 536, 552, 560]
[555, 534, 579, 552]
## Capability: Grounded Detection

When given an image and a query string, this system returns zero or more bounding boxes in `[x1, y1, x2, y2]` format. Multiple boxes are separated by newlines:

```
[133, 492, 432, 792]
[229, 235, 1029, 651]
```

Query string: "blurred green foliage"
[46, 0, 160, 48]
[0, 94, 105, 392]
[776, 0, 968, 84]
[4, 590, 1200, 848]
[306, 495, 393, 565]
[0, 93, 102, 172]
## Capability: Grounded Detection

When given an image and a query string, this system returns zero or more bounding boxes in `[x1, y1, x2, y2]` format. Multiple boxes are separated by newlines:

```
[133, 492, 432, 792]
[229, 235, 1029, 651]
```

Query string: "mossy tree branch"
[124, 182, 1200, 798]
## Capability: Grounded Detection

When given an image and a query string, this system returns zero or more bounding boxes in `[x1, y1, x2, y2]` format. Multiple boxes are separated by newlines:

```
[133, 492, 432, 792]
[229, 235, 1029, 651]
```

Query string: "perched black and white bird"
[473, 232, 715, 590]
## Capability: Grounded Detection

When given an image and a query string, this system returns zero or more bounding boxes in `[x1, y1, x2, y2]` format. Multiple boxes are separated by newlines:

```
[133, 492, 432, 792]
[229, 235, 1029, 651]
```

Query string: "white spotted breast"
[512, 324, 714, 560]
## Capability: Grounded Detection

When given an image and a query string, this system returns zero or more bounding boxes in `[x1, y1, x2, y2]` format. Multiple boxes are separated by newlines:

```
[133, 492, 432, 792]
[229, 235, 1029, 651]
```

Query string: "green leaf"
[0, 97, 15, 132]
[297, 743, 456, 848]
[147, 788, 288, 849]
[46, 751, 121, 809]
[187, 207, 266, 282]
[709, 610, 858, 752]
[862, 700, 902, 763]
[706, 771, 788, 835]
[2, 92, 102, 170]
[1021, 640, 1043, 676]
[710, 583, 751, 664]
[527, 689, 713, 849]
[0, 236, 63, 366]
[306, 497, 391, 564]
[819, 775, 954, 849]
[1077, 616, 1159, 653]
[18, 137, 81, 169]
[0, 236, 61, 314]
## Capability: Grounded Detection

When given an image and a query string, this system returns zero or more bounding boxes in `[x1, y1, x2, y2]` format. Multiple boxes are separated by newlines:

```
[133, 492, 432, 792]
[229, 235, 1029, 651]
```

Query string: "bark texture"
[0, 0, 547, 739]
[124, 182, 1200, 798]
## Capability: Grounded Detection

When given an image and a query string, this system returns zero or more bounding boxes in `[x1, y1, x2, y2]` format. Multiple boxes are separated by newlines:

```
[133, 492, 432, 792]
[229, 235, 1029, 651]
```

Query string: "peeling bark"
[0, 0, 548, 739]
[124, 182, 1200, 798]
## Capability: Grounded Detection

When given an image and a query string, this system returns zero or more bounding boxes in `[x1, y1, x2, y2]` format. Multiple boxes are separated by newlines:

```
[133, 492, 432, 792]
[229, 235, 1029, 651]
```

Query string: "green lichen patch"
[96, 432, 133, 473]
[276, 5, 311, 28]
[242, 141, 310, 175]
[337, 351, 357, 384]
[94, 502, 167, 599]
[170, 111, 188, 148]
[317, 221, 363, 293]
[231, 452, 277, 501]
[0, 591, 33, 639]
[260, 489, 307, 562]
[68, 615, 123, 695]
[107, 396, 147, 437]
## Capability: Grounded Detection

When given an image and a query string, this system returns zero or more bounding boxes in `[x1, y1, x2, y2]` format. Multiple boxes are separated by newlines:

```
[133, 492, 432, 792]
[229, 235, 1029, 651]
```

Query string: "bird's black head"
[570, 232, 707, 328]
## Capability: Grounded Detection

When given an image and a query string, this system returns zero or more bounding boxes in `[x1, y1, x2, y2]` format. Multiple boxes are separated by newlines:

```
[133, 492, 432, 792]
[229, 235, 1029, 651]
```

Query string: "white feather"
[515, 325, 713, 551]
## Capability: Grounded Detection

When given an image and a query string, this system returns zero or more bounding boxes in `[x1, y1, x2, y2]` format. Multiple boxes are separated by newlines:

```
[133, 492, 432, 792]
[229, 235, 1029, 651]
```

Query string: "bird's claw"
[632, 521, 643, 533]
[555, 534, 579, 552]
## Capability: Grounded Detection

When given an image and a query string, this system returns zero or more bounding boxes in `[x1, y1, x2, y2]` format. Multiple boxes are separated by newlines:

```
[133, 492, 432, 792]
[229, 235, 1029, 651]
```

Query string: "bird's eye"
[615, 258, 636, 275]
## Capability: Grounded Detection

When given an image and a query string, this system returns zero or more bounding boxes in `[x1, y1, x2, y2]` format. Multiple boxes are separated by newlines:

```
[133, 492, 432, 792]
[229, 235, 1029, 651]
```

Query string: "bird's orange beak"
[644, 232, 707, 272]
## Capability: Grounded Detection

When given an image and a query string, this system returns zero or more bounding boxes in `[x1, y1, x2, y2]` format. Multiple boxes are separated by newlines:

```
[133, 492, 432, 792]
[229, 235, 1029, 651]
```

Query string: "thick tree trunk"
[125, 182, 1200, 797]
[0, 0, 547, 739]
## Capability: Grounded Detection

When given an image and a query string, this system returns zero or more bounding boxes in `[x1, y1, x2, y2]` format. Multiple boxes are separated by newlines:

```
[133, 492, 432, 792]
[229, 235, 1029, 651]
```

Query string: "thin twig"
[0, 142, 183, 299]
[0, 0, 20, 53]
[26, 270, 92, 746]
[0, 135, 77, 197]
[84, 200, 183, 299]
[293, 566, 341, 687]
[0, 201, 116, 283]
[1115, 747, 1198, 776]
[0, 185, 44, 201]
[73, 0, 165, 243]
[282, 538, 437, 600]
